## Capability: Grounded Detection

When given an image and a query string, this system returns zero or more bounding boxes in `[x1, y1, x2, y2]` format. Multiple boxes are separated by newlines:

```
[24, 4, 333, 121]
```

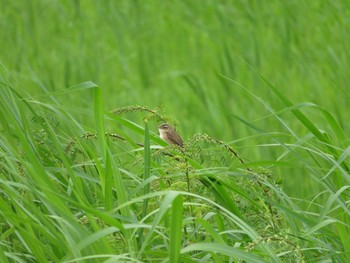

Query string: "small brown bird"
[158, 123, 184, 147]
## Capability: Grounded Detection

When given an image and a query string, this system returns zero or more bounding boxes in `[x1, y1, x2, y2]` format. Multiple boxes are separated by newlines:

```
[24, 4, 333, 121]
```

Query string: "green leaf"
[181, 243, 268, 263]
[169, 195, 183, 263]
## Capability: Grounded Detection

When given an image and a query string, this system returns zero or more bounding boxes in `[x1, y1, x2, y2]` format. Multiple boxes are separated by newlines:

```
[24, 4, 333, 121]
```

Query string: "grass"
[1, 0, 350, 262]
[1, 84, 349, 261]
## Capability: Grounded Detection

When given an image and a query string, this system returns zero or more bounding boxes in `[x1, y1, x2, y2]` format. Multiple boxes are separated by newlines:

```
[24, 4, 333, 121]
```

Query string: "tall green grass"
[1, 81, 349, 261]
[1, 0, 350, 261]
[2, 0, 350, 196]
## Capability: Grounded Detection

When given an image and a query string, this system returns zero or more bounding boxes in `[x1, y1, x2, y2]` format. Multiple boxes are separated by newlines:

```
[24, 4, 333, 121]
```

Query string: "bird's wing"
[166, 132, 183, 147]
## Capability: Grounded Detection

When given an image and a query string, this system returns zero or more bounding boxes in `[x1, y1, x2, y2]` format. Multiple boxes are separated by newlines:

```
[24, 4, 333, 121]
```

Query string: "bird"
[158, 123, 184, 147]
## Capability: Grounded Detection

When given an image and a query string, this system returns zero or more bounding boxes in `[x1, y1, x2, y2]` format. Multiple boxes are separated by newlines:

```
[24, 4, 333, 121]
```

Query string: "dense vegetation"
[1, 1, 349, 262]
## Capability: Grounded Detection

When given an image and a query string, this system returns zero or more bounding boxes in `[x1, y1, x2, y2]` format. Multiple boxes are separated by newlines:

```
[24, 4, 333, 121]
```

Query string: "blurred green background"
[1, 0, 349, 196]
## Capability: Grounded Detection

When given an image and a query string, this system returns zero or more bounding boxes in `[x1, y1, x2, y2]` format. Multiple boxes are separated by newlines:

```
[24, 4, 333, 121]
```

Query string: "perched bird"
[158, 123, 184, 147]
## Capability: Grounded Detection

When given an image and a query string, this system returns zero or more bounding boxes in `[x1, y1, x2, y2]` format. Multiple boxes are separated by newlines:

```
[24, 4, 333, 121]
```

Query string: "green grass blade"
[169, 194, 183, 263]
[138, 122, 151, 245]
[181, 243, 268, 263]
